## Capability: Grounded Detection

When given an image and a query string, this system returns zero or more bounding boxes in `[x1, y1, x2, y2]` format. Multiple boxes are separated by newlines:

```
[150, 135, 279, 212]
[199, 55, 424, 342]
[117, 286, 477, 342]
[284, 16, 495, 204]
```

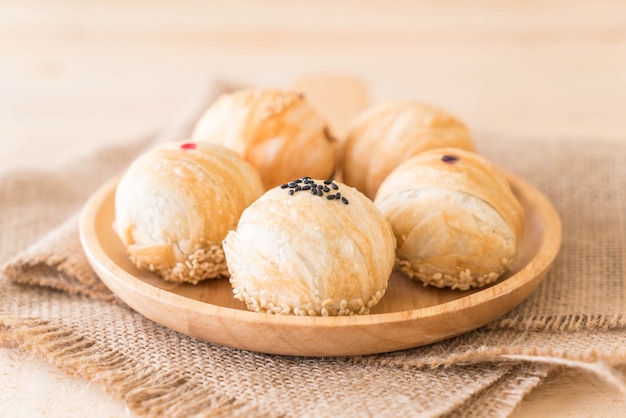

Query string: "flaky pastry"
[114, 141, 264, 284]
[191, 88, 336, 190]
[342, 100, 475, 199]
[223, 177, 396, 316]
[374, 148, 524, 290]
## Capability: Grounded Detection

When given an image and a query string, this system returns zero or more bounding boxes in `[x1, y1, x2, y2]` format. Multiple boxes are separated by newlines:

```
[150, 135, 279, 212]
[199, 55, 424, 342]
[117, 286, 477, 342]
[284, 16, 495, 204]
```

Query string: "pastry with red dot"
[114, 141, 264, 284]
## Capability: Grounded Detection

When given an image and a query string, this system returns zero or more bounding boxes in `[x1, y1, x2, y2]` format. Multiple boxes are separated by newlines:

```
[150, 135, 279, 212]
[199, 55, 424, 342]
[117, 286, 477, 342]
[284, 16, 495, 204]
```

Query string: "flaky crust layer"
[114, 141, 264, 284]
[374, 148, 524, 290]
[223, 178, 396, 316]
[342, 100, 475, 199]
[191, 88, 336, 190]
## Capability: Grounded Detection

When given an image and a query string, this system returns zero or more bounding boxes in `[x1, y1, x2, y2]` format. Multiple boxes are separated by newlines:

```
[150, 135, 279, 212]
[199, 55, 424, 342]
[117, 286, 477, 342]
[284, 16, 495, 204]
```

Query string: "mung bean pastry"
[223, 177, 396, 316]
[374, 148, 524, 290]
[342, 100, 475, 199]
[114, 141, 264, 284]
[191, 88, 336, 190]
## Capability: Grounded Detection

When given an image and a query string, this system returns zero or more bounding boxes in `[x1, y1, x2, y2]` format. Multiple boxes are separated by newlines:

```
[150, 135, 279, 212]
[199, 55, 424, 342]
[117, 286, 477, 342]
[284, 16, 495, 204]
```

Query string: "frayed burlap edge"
[0, 316, 275, 418]
[4, 312, 621, 417]
[350, 332, 626, 396]
[0, 314, 526, 418]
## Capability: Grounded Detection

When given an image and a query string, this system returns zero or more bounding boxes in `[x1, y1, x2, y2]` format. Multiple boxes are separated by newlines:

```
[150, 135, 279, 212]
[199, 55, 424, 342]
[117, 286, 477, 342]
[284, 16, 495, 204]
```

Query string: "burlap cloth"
[2, 80, 626, 417]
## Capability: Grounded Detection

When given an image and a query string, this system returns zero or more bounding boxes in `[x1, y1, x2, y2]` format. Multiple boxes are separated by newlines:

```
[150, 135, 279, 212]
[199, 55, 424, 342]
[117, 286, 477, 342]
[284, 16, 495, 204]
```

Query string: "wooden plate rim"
[79, 172, 562, 351]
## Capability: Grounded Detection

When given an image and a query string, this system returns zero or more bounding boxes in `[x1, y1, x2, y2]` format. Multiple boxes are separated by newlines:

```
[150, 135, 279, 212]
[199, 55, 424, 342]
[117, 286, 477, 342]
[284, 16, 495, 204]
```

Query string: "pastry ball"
[223, 177, 396, 316]
[342, 100, 475, 199]
[374, 148, 524, 290]
[191, 88, 336, 190]
[114, 141, 264, 284]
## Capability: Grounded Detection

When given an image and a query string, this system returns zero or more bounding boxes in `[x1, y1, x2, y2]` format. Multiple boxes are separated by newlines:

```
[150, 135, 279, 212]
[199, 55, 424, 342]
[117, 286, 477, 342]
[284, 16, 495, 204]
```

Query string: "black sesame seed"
[302, 176, 311, 180]
[317, 189, 324, 196]
[302, 185, 311, 190]
[326, 194, 335, 200]
[441, 155, 459, 163]
[294, 179, 302, 183]
[341, 197, 349, 204]
[323, 179, 333, 184]
[331, 183, 339, 190]
[335, 192, 341, 199]
[295, 186, 302, 191]
[280, 183, 288, 189]
[288, 189, 295, 195]
[311, 188, 317, 195]
[323, 186, 330, 193]
[288, 182, 297, 188]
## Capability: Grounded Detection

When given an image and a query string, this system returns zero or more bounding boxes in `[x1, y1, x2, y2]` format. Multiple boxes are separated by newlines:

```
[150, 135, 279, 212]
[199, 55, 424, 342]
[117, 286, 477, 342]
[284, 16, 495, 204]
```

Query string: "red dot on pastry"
[441, 155, 459, 163]
[181, 142, 197, 150]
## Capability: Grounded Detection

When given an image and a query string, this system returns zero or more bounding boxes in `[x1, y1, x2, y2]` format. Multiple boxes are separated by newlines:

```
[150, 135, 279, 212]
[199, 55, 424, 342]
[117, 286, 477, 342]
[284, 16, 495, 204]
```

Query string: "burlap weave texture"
[2, 81, 626, 417]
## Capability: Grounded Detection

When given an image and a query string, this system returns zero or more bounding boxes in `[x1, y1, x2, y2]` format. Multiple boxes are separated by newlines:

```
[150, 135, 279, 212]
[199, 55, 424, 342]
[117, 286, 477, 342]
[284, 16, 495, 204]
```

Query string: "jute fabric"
[2, 81, 625, 417]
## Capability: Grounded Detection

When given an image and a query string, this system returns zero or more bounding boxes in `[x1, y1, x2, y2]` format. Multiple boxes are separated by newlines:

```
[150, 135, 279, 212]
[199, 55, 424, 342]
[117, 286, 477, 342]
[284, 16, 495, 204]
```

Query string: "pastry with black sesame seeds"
[374, 148, 524, 290]
[342, 100, 475, 199]
[191, 88, 337, 190]
[114, 141, 264, 284]
[223, 177, 396, 316]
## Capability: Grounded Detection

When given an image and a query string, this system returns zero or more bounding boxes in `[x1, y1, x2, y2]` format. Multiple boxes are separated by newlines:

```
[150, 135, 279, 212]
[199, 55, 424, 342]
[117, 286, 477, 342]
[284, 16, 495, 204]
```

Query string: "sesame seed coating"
[230, 282, 386, 316]
[395, 258, 508, 291]
[134, 244, 229, 285]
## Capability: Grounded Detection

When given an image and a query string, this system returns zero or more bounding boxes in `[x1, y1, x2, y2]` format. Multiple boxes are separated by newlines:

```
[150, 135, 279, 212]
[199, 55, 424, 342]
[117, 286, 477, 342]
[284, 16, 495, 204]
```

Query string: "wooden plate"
[79, 172, 561, 357]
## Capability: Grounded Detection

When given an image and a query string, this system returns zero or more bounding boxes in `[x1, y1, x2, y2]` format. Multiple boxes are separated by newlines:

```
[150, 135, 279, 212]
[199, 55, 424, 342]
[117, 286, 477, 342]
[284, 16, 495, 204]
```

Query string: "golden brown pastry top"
[342, 100, 474, 199]
[191, 88, 336, 190]
[374, 148, 524, 289]
[375, 147, 523, 242]
[114, 141, 264, 282]
[223, 177, 396, 315]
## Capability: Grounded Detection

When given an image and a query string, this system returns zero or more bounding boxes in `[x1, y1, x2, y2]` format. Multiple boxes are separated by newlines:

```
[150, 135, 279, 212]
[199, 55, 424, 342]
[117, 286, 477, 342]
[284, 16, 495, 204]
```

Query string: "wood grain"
[2, 0, 624, 414]
[79, 170, 561, 356]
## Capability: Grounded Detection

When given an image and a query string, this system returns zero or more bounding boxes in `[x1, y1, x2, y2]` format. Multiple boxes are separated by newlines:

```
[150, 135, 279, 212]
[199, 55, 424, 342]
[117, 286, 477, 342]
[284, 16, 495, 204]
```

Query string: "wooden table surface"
[1, 1, 626, 416]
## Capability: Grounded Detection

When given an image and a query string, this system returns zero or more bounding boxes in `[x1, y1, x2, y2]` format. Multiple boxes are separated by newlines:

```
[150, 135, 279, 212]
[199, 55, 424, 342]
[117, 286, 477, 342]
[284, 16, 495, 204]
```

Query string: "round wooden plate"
[79, 172, 561, 357]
